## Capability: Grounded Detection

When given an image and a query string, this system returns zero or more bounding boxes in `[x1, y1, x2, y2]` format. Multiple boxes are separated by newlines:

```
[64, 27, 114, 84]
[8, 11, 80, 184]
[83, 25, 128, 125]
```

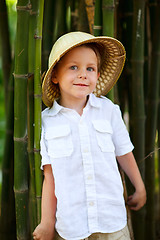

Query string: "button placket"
[79, 121, 98, 231]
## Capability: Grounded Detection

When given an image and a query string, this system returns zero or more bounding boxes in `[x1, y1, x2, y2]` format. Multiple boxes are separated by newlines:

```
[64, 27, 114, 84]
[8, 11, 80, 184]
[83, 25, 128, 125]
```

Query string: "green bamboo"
[54, 0, 68, 40]
[34, 0, 44, 223]
[0, 65, 16, 240]
[0, 0, 11, 106]
[158, 85, 160, 227]
[42, 0, 56, 71]
[145, 2, 160, 239]
[0, 1, 16, 239]
[77, 0, 90, 32]
[102, 0, 115, 100]
[28, 0, 37, 232]
[69, 0, 79, 31]
[14, 0, 31, 239]
[102, 0, 114, 37]
[93, 0, 102, 36]
[116, 0, 133, 114]
[131, 1, 145, 239]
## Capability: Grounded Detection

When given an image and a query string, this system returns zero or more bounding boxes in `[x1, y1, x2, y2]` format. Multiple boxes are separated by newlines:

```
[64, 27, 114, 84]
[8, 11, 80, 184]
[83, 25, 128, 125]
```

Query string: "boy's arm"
[117, 152, 146, 211]
[33, 165, 57, 240]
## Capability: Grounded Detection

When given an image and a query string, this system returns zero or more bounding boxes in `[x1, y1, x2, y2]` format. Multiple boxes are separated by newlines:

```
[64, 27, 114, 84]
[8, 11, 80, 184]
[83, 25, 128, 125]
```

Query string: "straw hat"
[42, 31, 126, 107]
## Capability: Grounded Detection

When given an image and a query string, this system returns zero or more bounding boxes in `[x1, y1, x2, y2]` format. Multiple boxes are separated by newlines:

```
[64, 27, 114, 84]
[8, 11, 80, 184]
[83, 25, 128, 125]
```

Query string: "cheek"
[91, 75, 98, 86]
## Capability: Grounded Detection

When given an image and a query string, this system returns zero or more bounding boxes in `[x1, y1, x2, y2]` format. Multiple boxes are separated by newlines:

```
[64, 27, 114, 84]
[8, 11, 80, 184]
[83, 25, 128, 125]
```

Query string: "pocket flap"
[45, 125, 71, 139]
[92, 120, 113, 134]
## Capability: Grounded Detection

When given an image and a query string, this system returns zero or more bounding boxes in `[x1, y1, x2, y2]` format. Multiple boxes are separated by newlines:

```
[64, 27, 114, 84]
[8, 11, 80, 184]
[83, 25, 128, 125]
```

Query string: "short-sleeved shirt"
[40, 93, 134, 240]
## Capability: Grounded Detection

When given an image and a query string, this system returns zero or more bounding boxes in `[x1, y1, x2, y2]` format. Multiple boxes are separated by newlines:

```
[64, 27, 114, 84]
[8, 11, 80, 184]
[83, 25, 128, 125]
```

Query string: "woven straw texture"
[42, 32, 126, 107]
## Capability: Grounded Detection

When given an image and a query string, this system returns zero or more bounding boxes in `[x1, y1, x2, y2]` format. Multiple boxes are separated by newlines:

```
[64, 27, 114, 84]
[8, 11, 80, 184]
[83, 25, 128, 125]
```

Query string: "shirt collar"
[87, 93, 101, 109]
[47, 93, 101, 117]
[47, 100, 63, 116]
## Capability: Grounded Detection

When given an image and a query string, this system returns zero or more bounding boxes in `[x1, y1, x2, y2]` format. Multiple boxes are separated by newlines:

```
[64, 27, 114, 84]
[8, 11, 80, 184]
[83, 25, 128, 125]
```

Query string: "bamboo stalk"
[69, 0, 79, 31]
[158, 88, 160, 227]
[116, 3, 136, 239]
[34, 0, 44, 223]
[14, 1, 31, 239]
[131, 1, 145, 239]
[0, 0, 12, 106]
[54, 0, 68, 39]
[85, 0, 95, 34]
[0, 1, 16, 239]
[102, 0, 115, 37]
[28, 0, 37, 232]
[93, 0, 102, 36]
[145, 1, 160, 239]
[78, 0, 90, 32]
[102, 0, 115, 100]
[0, 65, 16, 240]
[42, 0, 56, 71]
[116, 0, 133, 115]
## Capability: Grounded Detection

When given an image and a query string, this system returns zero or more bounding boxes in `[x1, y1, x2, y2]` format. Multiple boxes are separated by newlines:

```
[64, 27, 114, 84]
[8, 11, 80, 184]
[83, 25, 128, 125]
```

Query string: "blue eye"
[70, 66, 78, 70]
[87, 67, 94, 72]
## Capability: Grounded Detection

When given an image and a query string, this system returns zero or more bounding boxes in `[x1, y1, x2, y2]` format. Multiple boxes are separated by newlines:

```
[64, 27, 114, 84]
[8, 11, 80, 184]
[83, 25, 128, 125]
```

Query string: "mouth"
[73, 83, 89, 87]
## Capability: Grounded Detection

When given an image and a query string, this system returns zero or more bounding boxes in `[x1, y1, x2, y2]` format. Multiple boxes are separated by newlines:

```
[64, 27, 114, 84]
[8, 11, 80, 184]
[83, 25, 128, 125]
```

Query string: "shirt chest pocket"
[45, 125, 73, 158]
[92, 120, 115, 152]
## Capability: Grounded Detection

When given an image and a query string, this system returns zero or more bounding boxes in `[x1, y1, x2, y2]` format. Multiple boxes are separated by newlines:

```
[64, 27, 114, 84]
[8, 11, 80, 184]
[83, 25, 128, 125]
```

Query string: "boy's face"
[52, 46, 100, 106]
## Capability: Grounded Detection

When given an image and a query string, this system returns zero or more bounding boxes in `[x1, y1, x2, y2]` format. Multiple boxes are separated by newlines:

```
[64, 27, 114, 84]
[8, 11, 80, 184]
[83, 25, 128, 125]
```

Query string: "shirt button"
[83, 147, 89, 153]
[87, 175, 93, 180]
[79, 119, 83, 124]
[89, 201, 94, 206]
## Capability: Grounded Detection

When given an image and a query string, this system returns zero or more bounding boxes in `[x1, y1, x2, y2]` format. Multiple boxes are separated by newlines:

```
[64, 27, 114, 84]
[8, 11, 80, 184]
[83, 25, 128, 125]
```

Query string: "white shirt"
[41, 93, 134, 240]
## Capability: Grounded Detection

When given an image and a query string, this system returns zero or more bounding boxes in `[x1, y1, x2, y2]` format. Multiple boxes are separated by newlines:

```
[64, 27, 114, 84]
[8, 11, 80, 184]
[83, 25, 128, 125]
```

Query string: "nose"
[78, 69, 87, 79]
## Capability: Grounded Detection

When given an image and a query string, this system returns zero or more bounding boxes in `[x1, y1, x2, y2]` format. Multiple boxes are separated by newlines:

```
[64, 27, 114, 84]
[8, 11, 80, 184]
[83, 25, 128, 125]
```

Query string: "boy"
[33, 32, 146, 240]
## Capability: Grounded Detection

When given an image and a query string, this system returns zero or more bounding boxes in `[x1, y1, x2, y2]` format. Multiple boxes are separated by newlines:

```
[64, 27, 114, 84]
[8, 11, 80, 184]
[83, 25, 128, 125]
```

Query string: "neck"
[58, 96, 89, 116]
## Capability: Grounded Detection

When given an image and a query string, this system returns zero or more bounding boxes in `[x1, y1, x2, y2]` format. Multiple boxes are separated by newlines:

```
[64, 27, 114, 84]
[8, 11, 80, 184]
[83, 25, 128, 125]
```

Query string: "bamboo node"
[34, 148, 40, 153]
[13, 73, 29, 79]
[16, 3, 32, 11]
[30, 10, 37, 16]
[14, 135, 28, 143]
[93, 25, 102, 30]
[34, 34, 42, 40]
[102, 4, 115, 10]
[28, 72, 34, 79]
[14, 188, 29, 193]
[34, 94, 42, 98]
[36, 196, 42, 199]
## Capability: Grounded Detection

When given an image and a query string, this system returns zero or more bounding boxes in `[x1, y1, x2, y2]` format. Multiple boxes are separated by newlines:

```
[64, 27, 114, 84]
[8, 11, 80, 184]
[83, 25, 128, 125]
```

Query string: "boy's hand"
[33, 222, 55, 240]
[127, 188, 146, 211]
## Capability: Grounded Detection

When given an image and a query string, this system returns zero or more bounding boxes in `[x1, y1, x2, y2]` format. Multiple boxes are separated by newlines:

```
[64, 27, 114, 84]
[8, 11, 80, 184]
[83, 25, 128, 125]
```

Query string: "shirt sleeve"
[40, 124, 51, 170]
[111, 105, 134, 156]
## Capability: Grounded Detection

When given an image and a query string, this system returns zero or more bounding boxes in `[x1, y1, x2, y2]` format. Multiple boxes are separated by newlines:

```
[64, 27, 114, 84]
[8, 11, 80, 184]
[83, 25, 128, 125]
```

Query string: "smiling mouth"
[74, 83, 89, 87]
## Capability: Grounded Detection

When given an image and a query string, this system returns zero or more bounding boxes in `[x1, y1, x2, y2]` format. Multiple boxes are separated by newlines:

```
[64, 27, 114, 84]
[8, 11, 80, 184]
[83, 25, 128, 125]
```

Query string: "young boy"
[33, 32, 146, 240]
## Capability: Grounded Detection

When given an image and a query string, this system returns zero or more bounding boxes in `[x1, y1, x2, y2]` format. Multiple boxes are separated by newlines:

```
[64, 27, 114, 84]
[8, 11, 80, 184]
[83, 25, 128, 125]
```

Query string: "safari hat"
[42, 31, 126, 107]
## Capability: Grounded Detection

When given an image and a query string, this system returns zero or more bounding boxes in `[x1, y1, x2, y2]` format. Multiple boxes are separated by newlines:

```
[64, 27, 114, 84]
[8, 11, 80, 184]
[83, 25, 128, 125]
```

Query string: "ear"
[51, 70, 59, 84]
[97, 72, 100, 79]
